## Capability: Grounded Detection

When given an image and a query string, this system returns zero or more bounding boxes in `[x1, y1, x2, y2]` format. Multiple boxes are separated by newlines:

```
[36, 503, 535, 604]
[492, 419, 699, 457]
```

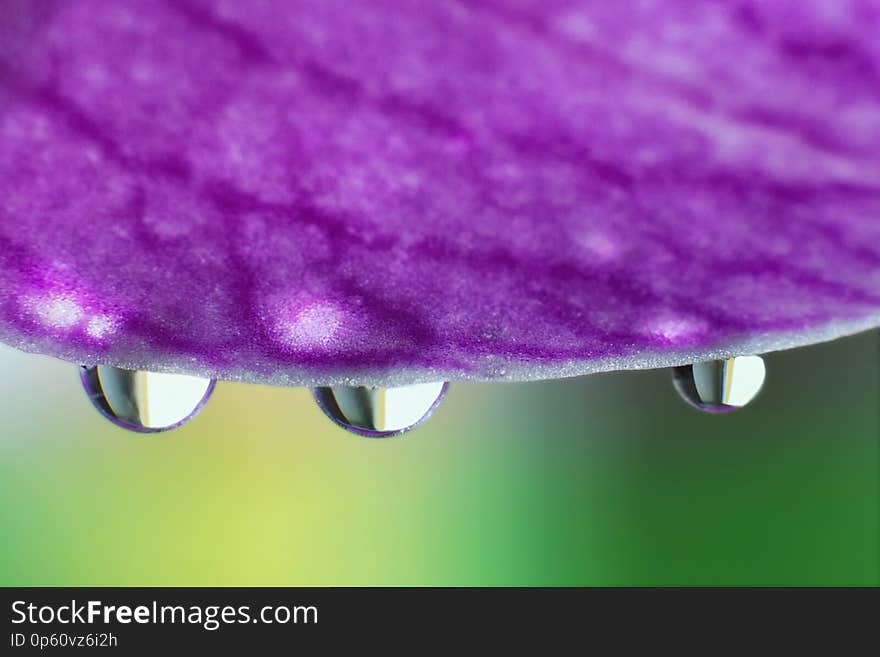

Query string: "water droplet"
[312, 382, 448, 437]
[80, 365, 215, 433]
[672, 356, 765, 413]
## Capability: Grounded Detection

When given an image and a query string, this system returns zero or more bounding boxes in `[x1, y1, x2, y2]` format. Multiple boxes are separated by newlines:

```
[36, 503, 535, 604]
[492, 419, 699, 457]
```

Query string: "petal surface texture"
[1, 0, 880, 385]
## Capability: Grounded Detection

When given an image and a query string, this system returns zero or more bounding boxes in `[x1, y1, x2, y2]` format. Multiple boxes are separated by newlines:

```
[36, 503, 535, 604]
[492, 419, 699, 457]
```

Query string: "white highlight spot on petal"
[646, 314, 708, 344]
[281, 301, 344, 349]
[86, 315, 117, 339]
[578, 230, 621, 262]
[30, 293, 85, 329]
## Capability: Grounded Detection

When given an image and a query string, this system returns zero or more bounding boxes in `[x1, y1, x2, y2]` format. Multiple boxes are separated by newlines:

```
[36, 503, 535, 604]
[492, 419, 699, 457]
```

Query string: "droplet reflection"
[672, 356, 766, 413]
[313, 382, 448, 437]
[80, 365, 215, 433]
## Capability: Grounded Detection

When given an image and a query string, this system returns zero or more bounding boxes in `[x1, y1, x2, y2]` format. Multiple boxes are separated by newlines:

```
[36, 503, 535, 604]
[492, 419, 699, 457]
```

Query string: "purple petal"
[1, 0, 879, 385]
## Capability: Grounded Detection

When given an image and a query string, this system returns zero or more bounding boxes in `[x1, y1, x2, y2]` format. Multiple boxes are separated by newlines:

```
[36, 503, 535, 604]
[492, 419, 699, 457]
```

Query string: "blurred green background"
[0, 331, 877, 586]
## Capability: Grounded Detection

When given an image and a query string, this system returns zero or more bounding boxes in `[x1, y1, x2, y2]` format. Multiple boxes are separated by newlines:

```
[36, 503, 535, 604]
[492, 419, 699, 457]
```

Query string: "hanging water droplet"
[80, 365, 215, 433]
[672, 356, 766, 413]
[312, 382, 448, 437]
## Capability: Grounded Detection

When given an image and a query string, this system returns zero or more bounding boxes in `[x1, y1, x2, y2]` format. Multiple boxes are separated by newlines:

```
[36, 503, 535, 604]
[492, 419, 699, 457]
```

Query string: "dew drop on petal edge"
[312, 382, 448, 437]
[80, 365, 215, 433]
[672, 356, 766, 413]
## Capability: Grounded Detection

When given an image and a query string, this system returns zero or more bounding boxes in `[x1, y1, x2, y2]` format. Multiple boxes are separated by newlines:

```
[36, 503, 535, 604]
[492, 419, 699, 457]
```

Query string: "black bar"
[1, 587, 877, 650]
